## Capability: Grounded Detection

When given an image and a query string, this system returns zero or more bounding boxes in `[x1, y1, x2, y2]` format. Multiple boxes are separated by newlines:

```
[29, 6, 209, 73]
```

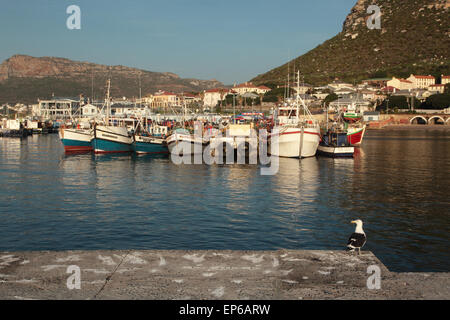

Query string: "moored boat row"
[58, 78, 367, 159]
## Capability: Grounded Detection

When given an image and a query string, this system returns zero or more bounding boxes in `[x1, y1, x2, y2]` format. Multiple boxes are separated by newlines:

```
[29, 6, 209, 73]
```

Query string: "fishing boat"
[133, 134, 167, 154]
[92, 124, 133, 154]
[343, 112, 362, 123]
[208, 123, 257, 160]
[166, 97, 207, 156]
[269, 71, 320, 158]
[91, 79, 133, 154]
[346, 124, 366, 146]
[166, 127, 207, 156]
[133, 121, 168, 155]
[59, 127, 93, 152]
[317, 131, 354, 157]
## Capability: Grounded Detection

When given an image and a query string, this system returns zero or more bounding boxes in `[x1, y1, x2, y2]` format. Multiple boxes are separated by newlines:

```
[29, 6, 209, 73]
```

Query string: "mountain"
[0, 55, 223, 104]
[251, 0, 450, 86]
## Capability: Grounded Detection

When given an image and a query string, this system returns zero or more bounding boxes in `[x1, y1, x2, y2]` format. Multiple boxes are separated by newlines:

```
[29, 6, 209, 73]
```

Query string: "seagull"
[347, 219, 366, 255]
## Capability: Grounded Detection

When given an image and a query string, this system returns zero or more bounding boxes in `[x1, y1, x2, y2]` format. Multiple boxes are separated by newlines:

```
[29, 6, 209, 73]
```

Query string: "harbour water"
[0, 129, 449, 272]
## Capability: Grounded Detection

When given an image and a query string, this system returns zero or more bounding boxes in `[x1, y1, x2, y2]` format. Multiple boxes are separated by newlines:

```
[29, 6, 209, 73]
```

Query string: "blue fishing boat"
[133, 134, 168, 154]
[92, 124, 133, 154]
[59, 127, 93, 152]
[317, 131, 354, 158]
[91, 79, 134, 154]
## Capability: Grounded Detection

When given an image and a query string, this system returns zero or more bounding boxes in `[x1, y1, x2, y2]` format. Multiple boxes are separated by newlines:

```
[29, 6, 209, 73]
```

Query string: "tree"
[377, 96, 416, 110]
[323, 93, 338, 106]
[422, 94, 450, 110]
[444, 84, 450, 94]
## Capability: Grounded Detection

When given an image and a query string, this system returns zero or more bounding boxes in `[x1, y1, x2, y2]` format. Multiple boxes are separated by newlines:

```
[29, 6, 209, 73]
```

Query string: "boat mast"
[296, 70, 300, 121]
[182, 92, 186, 129]
[105, 78, 111, 125]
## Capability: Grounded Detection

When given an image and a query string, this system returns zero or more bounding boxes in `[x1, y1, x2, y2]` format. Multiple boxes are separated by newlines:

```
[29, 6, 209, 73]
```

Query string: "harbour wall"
[0, 250, 448, 300]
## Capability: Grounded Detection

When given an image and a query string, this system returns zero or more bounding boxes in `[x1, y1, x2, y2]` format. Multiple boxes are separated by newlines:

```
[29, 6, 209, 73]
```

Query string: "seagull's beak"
[351, 220, 357, 224]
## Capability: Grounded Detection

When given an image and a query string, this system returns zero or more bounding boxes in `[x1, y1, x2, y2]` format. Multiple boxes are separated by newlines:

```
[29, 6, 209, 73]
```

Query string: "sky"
[0, 0, 357, 84]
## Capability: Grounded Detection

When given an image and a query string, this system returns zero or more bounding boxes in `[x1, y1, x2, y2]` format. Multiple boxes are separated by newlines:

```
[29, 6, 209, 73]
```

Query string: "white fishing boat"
[166, 127, 206, 156]
[166, 97, 207, 156]
[269, 71, 320, 158]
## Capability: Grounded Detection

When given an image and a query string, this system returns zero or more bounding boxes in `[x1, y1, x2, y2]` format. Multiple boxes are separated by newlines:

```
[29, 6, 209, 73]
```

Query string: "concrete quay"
[0, 250, 448, 300]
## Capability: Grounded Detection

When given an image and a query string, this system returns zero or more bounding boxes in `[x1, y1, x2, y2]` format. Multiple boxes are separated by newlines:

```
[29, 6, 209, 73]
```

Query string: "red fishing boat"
[346, 125, 366, 146]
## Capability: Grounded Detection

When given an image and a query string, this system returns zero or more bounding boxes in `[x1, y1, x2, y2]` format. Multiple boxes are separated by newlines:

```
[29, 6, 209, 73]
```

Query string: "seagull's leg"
[358, 248, 361, 255]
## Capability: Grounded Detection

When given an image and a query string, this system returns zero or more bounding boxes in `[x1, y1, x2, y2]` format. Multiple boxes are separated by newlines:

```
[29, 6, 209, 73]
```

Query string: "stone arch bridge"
[409, 114, 450, 125]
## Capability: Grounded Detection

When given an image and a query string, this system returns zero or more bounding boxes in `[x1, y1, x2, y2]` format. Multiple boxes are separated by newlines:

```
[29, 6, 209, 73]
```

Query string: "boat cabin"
[322, 131, 350, 147]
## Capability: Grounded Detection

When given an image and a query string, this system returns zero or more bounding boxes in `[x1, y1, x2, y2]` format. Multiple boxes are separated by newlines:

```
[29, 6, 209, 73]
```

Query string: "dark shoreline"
[370, 124, 450, 131]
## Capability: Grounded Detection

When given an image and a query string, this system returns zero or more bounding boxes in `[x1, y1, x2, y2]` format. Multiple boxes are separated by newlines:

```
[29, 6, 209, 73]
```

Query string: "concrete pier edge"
[0, 250, 448, 300]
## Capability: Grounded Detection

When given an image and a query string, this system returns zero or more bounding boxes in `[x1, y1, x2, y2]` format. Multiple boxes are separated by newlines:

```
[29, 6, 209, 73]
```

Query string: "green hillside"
[252, 0, 450, 86]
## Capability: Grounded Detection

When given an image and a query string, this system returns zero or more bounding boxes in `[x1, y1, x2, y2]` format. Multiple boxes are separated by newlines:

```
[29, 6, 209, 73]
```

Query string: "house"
[256, 85, 272, 95]
[334, 88, 356, 96]
[441, 75, 450, 85]
[151, 90, 178, 109]
[362, 78, 391, 88]
[392, 89, 431, 101]
[428, 84, 446, 94]
[36, 98, 81, 120]
[138, 94, 154, 105]
[407, 74, 436, 89]
[387, 77, 414, 90]
[81, 103, 99, 117]
[328, 79, 354, 90]
[359, 89, 381, 101]
[232, 83, 271, 95]
[178, 93, 202, 106]
[203, 88, 235, 108]
[363, 111, 380, 122]
[329, 97, 371, 113]
[381, 86, 396, 94]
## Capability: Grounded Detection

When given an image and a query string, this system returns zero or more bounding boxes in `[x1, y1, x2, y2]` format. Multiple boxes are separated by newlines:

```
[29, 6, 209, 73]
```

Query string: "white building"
[203, 88, 235, 108]
[407, 74, 436, 89]
[428, 84, 446, 94]
[363, 111, 380, 122]
[441, 75, 450, 85]
[328, 80, 354, 90]
[387, 77, 414, 90]
[232, 82, 271, 95]
[36, 98, 81, 120]
[81, 103, 100, 117]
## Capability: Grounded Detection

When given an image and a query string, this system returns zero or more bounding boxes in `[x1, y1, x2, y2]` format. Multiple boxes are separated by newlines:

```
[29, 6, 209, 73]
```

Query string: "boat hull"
[133, 135, 168, 154]
[167, 133, 205, 155]
[317, 145, 354, 157]
[347, 125, 366, 146]
[269, 127, 320, 158]
[93, 126, 132, 154]
[59, 128, 93, 152]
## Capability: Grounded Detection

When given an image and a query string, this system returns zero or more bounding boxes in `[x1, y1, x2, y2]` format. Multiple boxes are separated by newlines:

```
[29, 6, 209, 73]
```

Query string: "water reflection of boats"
[274, 157, 320, 206]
